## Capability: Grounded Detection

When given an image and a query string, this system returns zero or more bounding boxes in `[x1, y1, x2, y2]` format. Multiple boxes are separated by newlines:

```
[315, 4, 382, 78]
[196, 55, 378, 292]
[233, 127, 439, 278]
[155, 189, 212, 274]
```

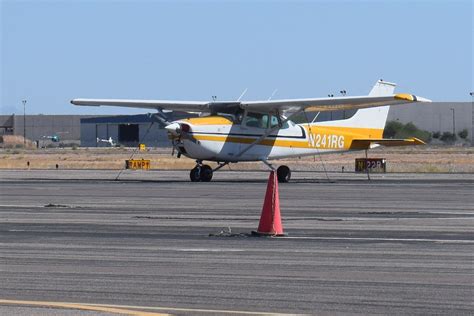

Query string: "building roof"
[80, 112, 194, 124]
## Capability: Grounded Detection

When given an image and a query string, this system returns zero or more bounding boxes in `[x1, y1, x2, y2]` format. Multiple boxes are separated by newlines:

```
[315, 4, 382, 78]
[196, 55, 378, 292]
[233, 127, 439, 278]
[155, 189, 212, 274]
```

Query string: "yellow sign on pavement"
[125, 159, 150, 170]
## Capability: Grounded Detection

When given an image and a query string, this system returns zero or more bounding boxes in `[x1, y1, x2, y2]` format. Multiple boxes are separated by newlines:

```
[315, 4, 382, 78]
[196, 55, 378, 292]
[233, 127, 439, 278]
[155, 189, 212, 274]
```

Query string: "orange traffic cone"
[252, 170, 286, 237]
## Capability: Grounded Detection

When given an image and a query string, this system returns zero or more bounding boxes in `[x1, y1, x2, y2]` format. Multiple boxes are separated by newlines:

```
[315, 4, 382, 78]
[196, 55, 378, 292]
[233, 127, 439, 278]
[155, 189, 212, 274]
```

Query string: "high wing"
[70, 98, 238, 112]
[242, 93, 431, 113]
[71, 93, 430, 113]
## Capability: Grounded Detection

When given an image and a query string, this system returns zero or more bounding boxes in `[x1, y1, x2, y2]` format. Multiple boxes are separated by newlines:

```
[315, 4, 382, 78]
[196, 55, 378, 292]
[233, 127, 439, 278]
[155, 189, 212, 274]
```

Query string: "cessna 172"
[71, 80, 430, 182]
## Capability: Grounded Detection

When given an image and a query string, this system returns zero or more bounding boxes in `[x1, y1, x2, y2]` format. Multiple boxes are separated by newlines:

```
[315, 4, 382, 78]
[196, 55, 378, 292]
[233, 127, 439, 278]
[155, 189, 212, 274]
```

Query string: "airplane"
[96, 137, 116, 147]
[42, 134, 60, 142]
[71, 80, 431, 182]
[40, 132, 69, 147]
[42, 131, 69, 143]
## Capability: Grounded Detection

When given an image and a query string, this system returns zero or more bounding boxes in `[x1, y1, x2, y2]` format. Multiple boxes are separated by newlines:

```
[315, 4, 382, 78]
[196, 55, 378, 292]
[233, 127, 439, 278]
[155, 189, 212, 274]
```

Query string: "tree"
[383, 121, 431, 142]
[383, 121, 404, 138]
[458, 129, 468, 140]
[440, 132, 457, 143]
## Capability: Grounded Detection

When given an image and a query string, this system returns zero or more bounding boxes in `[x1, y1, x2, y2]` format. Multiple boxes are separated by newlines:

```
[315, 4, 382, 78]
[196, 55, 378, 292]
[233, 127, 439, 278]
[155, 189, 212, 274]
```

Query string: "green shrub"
[432, 131, 441, 139]
[383, 121, 432, 142]
[440, 132, 457, 143]
[383, 121, 404, 138]
[458, 129, 468, 140]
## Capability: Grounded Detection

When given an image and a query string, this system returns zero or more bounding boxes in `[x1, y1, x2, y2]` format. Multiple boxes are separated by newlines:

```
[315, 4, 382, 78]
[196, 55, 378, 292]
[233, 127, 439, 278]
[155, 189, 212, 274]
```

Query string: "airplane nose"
[165, 123, 181, 136]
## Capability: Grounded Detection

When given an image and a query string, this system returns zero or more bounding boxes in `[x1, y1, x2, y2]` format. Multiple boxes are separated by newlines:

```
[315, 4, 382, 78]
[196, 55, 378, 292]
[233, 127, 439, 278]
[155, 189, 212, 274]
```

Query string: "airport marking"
[278, 236, 474, 244]
[0, 299, 300, 316]
[0, 299, 169, 315]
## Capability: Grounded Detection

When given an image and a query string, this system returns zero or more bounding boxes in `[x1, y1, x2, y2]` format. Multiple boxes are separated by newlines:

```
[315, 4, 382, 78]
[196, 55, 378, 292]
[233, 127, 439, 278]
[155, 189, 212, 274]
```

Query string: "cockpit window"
[243, 112, 291, 129]
[213, 108, 244, 124]
[243, 112, 270, 129]
[270, 115, 290, 129]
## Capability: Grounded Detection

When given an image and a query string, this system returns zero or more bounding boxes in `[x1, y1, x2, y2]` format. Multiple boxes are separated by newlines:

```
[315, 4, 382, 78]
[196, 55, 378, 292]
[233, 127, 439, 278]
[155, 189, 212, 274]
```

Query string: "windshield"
[243, 112, 290, 129]
[211, 107, 244, 124]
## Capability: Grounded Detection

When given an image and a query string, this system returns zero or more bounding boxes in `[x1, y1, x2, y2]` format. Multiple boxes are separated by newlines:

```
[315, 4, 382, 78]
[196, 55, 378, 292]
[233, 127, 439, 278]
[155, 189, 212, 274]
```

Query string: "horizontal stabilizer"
[350, 137, 425, 150]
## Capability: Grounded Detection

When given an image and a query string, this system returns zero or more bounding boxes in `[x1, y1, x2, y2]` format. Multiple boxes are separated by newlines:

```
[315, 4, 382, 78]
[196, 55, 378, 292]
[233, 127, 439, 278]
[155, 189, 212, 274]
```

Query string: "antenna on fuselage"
[268, 89, 278, 101]
[237, 88, 248, 101]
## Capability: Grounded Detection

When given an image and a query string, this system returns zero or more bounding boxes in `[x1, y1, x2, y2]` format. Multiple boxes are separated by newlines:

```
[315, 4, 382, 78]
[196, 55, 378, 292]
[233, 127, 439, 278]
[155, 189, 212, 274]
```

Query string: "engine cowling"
[165, 122, 191, 139]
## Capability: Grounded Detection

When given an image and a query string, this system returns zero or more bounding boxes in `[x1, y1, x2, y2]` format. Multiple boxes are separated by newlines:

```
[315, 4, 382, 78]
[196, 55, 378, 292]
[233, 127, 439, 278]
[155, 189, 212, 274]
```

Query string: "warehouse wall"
[80, 122, 170, 147]
[387, 102, 472, 142]
[6, 115, 96, 142]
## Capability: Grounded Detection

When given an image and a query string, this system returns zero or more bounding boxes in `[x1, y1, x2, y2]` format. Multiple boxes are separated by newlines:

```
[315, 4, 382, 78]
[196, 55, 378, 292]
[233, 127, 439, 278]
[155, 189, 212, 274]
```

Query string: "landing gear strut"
[190, 161, 213, 182]
[277, 165, 291, 183]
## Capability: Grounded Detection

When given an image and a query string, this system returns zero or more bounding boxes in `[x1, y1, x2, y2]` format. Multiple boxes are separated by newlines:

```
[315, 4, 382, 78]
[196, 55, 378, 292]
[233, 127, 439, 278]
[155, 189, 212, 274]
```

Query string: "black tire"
[190, 167, 201, 182]
[277, 165, 291, 183]
[200, 165, 213, 182]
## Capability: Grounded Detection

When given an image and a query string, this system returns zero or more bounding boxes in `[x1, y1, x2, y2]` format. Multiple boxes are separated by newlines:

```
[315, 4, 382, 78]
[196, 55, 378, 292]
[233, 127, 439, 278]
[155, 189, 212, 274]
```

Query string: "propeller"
[164, 122, 193, 157]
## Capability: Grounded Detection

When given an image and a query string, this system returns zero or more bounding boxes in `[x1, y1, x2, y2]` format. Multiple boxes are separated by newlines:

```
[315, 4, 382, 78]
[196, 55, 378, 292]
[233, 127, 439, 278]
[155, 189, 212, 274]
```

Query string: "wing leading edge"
[71, 93, 431, 113]
[241, 94, 430, 113]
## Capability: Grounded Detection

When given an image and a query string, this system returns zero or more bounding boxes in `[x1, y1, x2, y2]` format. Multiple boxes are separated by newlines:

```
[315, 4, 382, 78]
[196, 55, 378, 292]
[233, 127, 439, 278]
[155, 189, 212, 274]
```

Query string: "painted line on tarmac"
[0, 299, 169, 316]
[88, 303, 298, 315]
[0, 299, 299, 316]
[278, 236, 474, 244]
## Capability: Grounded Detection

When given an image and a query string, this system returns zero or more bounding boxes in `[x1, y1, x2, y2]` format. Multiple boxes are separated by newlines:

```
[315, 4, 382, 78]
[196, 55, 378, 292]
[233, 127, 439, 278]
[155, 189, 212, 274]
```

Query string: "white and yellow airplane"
[71, 80, 430, 182]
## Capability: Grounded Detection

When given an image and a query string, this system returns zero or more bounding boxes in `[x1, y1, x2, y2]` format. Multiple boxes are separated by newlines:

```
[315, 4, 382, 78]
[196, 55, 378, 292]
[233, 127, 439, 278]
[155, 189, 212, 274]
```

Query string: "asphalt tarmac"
[0, 170, 473, 315]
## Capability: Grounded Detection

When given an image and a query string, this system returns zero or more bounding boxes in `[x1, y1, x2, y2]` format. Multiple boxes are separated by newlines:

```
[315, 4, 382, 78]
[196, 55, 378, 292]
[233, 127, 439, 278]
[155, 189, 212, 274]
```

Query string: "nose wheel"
[190, 164, 213, 182]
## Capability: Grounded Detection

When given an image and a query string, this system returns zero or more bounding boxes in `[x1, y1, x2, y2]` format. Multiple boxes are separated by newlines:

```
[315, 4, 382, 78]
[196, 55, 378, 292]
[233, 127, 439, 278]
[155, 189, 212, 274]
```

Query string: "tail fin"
[368, 80, 396, 97]
[318, 80, 395, 130]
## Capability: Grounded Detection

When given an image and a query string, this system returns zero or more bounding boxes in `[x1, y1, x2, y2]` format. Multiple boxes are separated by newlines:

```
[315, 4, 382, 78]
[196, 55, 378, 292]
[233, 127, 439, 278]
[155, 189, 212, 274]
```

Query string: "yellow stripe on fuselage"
[301, 125, 384, 139]
[183, 117, 233, 125]
[192, 125, 383, 150]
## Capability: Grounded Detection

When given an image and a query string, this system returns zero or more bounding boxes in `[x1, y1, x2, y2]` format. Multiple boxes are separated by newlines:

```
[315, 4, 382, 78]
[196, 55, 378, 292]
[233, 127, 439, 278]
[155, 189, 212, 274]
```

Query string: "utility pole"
[22, 100, 27, 146]
[450, 108, 455, 136]
[470, 92, 473, 145]
[340, 90, 347, 118]
[327, 94, 334, 120]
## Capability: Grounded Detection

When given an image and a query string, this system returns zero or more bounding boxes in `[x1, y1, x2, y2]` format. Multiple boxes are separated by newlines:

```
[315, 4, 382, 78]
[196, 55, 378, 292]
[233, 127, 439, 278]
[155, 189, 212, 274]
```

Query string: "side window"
[243, 112, 269, 129]
[270, 115, 279, 128]
[270, 115, 289, 129]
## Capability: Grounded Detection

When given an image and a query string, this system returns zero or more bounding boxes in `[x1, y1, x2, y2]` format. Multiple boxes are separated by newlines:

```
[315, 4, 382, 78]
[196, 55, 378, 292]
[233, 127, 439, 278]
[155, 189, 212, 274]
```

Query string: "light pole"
[470, 92, 473, 145]
[340, 90, 347, 118]
[22, 100, 27, 146]
[450, 108, 455, 136]
[327, 94, 334, 120]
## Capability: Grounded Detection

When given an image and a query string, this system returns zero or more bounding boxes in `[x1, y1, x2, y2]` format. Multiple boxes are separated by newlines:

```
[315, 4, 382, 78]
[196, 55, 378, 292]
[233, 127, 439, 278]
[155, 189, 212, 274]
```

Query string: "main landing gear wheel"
[189, 165, 213, 182]
[277, 165, 291, 183]
[200, 165, 213, 182]
[190, 167, 200, 182]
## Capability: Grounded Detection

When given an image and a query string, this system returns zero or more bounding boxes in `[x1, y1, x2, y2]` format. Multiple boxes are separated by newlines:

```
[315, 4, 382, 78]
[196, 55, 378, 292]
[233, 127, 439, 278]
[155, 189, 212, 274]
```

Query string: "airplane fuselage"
[170, 115, 384, 162]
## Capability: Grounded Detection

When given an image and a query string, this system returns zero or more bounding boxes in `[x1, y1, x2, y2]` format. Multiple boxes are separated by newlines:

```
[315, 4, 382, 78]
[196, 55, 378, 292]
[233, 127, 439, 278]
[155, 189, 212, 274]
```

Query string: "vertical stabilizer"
[317, 80, 395, 130]
[369, 80, 396, 96]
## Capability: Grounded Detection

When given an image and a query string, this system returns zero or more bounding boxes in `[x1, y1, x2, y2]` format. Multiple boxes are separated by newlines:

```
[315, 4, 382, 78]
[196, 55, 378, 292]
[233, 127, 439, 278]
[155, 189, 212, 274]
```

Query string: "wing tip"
[70, 99, 101, 106]
[394, 94, 432, 103]
[409, 137, 426, 145]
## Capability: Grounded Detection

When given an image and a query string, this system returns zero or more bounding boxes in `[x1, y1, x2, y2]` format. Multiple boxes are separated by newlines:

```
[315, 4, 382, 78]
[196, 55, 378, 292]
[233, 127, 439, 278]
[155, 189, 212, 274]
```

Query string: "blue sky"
[1, 0, 472, 115]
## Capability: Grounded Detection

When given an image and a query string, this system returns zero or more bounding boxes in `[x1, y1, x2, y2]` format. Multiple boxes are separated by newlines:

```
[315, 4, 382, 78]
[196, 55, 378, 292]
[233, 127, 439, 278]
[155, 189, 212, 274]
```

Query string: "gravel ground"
[0, 145, 473, 173]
